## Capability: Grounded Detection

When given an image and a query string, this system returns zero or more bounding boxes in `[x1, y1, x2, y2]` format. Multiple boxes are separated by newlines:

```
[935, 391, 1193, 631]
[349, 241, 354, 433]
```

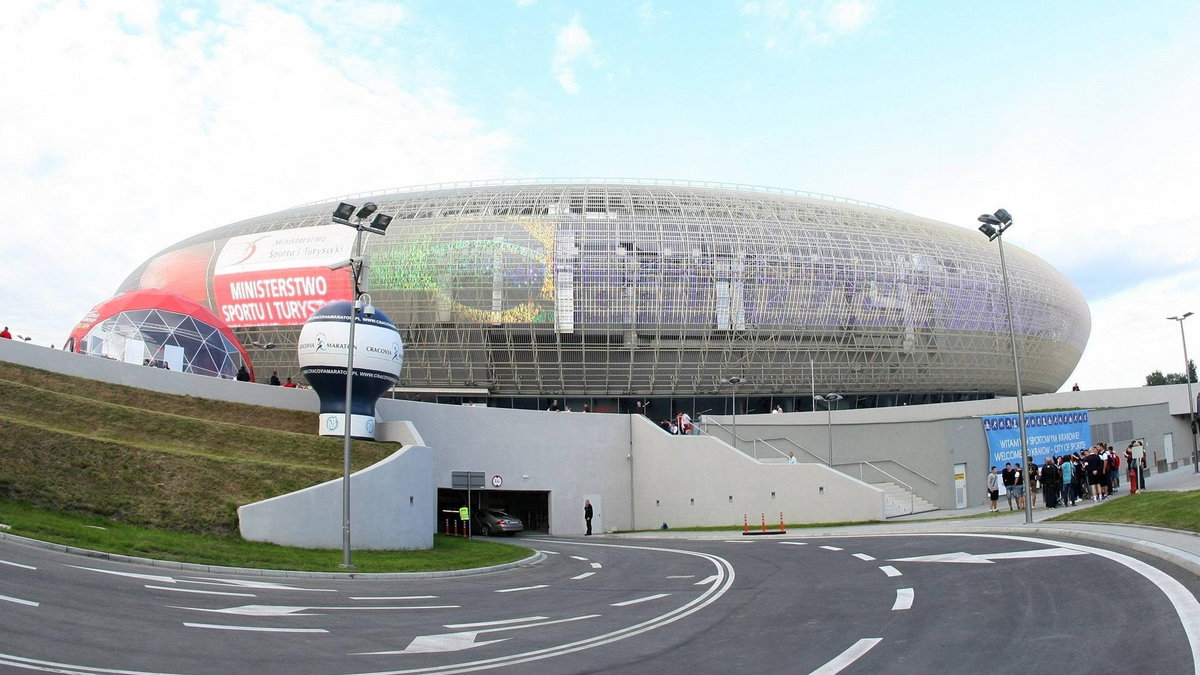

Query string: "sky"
[1, 0, 1198, 392]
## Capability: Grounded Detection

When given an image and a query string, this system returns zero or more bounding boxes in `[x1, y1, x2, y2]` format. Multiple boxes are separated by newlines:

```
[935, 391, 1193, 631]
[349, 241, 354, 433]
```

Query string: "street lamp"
[814, 393, 843, 466]
[1167, 312, 1199, 474]
[331, 201, 392, 568]
[722, 376, 744, 448]
[250, 341, 277, 350]
[978, 208, 1032, 524]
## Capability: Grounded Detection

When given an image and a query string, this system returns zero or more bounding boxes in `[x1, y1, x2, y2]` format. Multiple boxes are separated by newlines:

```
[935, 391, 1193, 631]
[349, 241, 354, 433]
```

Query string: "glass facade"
[118, 180, 1090, 403]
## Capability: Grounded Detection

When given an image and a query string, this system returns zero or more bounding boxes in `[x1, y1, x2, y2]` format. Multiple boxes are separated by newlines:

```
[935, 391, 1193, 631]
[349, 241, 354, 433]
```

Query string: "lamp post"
[814, 393, 843, 466]
[723, 376, 744, 447]
[330, 201, 393, 568]
[1167, 313, 1199, 474]
[977, 208, 1032, 524]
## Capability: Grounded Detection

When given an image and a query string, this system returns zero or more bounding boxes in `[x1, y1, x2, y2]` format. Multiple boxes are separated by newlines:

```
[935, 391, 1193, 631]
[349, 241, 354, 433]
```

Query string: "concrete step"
[875, 481, 939, 518]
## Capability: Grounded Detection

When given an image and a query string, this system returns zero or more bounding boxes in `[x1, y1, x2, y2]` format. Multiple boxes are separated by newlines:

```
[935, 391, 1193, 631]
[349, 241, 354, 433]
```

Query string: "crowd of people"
[986, 441, 1148, 512]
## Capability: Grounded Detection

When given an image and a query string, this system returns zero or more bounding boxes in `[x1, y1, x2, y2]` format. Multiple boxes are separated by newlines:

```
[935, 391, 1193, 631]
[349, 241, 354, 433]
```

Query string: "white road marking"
[879, 565, 902, 577]
[182, 577, 336, 591]
[495, 584, 549, 593]
[570, 555, 589, 561]
[612, 593, 670, 607]
[779, 541, 808, 546]
[358, 615, 601, 655]
[889, 548, 1088, 564]
[172, 604, 458, 616]
[810, 637, 882, 674]
[723, 540, 756, 543]
[820, 545, 843, 551]
[953, 533, 1200, 669]
[146, 585, 255, 597]
[0, 593, 38, 607]
[184, 622, 327, 633]
[590, 562, 602, 568]
[538, 550, 561, 555]
[349, 595, 438, 600]
[892, 588, 914, 611]
[0, 559, 36, 571]
[382, 632, 508, 654]
[852, 553, 876, 561]
[695, 575, 719, 585]
[69, 566, 177, 584]
[572, 572, 596, 580]
[445, 616, 549, 629]
[666, 574, 695, 578]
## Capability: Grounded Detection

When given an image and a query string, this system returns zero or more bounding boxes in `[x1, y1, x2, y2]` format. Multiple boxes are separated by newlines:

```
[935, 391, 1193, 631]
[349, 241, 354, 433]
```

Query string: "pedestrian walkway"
[613, 464, 1200, 576]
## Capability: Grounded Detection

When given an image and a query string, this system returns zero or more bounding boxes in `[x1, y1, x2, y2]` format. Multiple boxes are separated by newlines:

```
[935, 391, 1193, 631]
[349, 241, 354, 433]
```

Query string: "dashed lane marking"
[495, 585, 549, 593]
[0, 593, 38, 608]
[852, 553, 876, 561]
[892, 588, 914, 611]
[612, 593, 670, 607]
[879, 565, 902, 577]
[809, 637, 882, 674]
[184, 623, 327, 633]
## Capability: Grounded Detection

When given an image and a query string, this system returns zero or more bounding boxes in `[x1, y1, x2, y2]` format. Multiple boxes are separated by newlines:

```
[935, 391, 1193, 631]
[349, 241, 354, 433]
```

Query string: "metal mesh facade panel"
[118, 180, 1091, 399]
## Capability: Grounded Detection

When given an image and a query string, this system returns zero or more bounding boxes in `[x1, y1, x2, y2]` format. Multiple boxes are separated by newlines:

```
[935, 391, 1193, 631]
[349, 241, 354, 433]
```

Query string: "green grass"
[0, 500, 532, 572]
[1045, 491, 1200, 533]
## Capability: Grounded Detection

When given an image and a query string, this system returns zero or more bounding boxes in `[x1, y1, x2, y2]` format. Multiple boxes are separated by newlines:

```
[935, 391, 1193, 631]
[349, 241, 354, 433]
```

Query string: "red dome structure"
[68, 289, 252, 380]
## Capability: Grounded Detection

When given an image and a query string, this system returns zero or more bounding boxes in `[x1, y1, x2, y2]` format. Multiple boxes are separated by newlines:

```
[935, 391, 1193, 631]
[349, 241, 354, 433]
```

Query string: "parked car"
[474, 509, 524, 536]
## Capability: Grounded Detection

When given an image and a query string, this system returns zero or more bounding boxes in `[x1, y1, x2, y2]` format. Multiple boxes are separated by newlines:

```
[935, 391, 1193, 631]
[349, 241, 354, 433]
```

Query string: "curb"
[0, 531, 545, 579]
[968, 525, 1200, 578]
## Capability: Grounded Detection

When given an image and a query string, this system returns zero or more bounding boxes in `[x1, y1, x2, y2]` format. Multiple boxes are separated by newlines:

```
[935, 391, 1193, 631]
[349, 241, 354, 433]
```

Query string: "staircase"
[875, 481, 939, 518]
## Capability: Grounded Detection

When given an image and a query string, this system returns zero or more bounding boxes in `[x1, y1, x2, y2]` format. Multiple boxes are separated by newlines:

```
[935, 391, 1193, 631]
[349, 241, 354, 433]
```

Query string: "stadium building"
[113, 179, 1090, 413]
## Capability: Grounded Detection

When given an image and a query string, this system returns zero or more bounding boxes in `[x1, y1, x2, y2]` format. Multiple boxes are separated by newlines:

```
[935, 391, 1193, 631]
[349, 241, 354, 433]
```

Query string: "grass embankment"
[0, 362, 529, 571]
[0, 501, 529, 572]
[1046, 491, 1200, 533]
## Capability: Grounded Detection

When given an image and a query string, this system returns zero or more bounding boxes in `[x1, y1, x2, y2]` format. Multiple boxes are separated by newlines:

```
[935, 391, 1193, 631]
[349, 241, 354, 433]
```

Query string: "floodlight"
[978, 222, 998, 239]
[994, 209, 1013, 226]
[368, 212, 392, 233]
[355, 202, 378, 220]
[332, 202, 356, 225]
[328, 258, 354, 271]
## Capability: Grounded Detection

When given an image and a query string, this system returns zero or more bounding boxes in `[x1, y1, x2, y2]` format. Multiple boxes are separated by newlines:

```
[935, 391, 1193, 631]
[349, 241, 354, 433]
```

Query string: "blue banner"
[981, 409, 1091, 468]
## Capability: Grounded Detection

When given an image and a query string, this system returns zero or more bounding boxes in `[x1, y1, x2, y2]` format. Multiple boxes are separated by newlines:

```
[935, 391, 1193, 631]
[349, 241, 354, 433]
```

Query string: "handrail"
[702, 418, 830, 465]
[855, 461, 915, 515]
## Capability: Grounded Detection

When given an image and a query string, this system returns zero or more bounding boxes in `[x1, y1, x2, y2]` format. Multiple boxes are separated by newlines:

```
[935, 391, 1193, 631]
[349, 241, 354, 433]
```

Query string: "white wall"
[238, 443, 435, 550]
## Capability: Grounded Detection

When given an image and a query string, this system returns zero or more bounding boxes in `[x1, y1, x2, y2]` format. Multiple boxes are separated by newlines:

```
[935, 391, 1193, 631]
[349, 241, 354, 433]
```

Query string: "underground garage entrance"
[436, 486, 549, 536]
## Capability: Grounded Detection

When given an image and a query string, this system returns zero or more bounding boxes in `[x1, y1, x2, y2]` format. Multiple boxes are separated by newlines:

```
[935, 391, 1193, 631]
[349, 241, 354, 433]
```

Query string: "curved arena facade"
[115, 179, 1090, 410]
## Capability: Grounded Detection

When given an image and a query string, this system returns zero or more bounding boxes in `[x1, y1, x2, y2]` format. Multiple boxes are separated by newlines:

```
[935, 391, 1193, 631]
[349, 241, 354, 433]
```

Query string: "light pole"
[330, 201, 393, 568]
[978, 208, 1032, 524]
[814, 393, 842, 466]
[1167, 312, 1199, 474]
[723, 376, 744, 447]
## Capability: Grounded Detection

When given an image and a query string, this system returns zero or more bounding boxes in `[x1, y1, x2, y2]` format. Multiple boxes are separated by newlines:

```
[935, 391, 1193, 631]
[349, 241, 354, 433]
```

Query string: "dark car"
[474, 509, 524, 536]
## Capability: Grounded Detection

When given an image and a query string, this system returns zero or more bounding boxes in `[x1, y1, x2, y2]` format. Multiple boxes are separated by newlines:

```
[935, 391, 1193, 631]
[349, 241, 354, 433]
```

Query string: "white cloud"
[740, 0, 881, 51]
[552, 13, 597, 95]
[0, 1, 513, 346]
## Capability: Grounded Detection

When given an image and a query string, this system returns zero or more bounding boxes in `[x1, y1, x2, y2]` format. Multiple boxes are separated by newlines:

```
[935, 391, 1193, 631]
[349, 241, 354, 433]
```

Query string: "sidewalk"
[616, 464, 1200, 576]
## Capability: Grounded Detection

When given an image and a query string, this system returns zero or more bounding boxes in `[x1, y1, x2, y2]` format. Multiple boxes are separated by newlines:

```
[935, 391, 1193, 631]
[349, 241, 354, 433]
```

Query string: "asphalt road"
[1, 532, 1197, 674]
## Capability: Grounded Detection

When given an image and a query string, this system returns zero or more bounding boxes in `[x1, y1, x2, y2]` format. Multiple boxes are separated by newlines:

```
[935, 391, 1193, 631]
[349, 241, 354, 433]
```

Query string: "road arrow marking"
[695, 574, 719, 585]
[357, 615, 600, 656]
[889, 548, 1088, 564]
[69, 566, 177, 584]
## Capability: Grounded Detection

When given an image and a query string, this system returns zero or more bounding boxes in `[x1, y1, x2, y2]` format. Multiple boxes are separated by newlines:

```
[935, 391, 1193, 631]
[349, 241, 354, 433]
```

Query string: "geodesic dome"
[67, 289, 251, 379]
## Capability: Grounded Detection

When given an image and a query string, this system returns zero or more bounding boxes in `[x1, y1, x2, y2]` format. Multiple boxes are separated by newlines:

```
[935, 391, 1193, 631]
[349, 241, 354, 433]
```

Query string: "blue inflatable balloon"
[297, 301, 403, 439]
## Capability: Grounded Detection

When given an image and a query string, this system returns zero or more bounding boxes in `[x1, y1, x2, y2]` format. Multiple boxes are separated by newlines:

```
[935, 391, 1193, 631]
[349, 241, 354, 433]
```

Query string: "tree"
[1145, 359, 1197, 386]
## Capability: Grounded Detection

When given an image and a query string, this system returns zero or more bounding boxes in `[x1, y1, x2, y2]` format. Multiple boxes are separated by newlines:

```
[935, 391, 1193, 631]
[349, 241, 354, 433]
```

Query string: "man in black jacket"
[1041, 458, 1061, 508]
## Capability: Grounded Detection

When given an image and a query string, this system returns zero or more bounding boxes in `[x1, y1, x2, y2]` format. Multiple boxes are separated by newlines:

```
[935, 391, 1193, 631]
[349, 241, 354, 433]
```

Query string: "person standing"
[1041, 457, 1060, 508]
[1085, 447, 1107, 501]
[787, 451, 798, 464]
[1001, 463, 1017, 511]
[269, 371, 281, 386]
[1130, 439, 1147, 490]
[584, 499, 593, 536]
[986, 466, 1000, 513]
[235, 365, 251, 382]
[1060, 455, 1076, 506]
